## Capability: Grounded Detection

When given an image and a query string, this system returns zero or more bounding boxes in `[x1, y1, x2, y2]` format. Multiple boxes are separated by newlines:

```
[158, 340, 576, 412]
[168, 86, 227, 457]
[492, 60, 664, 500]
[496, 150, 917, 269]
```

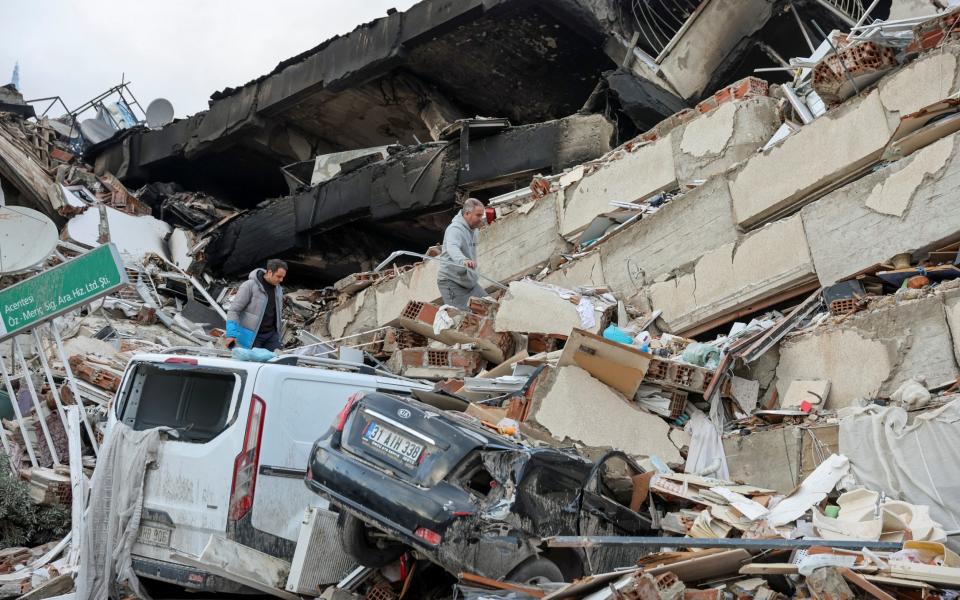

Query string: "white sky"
[2, 0, 420, 119]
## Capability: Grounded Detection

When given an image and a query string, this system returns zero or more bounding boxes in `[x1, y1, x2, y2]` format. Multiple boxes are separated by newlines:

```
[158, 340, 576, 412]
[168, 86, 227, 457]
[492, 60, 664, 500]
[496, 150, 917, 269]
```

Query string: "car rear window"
[117, 362, 240, 442]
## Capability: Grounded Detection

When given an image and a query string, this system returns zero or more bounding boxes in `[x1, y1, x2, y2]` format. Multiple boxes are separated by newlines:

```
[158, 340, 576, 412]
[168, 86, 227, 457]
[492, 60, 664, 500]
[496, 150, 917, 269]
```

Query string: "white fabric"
[683, 407, 729, 480]
[839, 400, 960, 544]
[76, 424, 162, 600]
[576, 297, 596, 330]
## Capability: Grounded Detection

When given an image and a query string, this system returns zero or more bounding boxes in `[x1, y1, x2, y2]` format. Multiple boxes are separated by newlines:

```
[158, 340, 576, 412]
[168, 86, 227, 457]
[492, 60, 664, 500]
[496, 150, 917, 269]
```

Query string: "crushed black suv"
[305, 390, 660, 583]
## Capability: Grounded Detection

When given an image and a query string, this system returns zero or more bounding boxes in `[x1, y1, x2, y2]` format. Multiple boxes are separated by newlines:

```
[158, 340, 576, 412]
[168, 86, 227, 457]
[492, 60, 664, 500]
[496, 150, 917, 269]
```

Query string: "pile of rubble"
[2, 0, 960, 599]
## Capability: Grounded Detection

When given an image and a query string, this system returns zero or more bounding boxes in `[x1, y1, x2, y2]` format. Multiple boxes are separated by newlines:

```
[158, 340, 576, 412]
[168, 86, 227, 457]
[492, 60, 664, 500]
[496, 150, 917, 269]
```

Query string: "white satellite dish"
[79, 118, 115, 144]
[146, 98, 175, 128]
[0, 206, 58, 273]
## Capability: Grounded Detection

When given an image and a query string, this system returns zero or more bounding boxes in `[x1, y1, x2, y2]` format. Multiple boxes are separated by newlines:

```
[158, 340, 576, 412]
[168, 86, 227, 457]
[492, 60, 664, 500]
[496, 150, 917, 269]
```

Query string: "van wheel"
[337, 513, 404, 568]
[506, 557, 564, 585]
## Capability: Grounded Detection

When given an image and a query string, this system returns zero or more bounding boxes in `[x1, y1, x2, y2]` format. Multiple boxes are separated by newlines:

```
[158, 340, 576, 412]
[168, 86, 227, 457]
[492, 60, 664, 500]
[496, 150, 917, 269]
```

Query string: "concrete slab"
[723, 427, 802, 494]
[803, 134, 960, 285]
[775, 294, 959, 408]
[878, 50, 959, 117]
[493, 280, 609, 336]
[729, 46, 960, 230]
[675, 97, 781, 186]
[559, 137, 677, 238]
[598, 176, 739, 299]
[530, 365, 686, 464]
[657, 0, 773, 102]
[649, 215, 816, 334]
[477, 194, 568, 285]
[540, 250, 606, 290]
[729, 90, 896, 229]
[941, 287, 960, 366]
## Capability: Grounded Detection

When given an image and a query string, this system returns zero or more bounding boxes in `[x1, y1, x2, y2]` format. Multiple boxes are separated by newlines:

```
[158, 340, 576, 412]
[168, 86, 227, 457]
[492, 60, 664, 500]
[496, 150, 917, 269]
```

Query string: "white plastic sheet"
[839, 399, 960, 545]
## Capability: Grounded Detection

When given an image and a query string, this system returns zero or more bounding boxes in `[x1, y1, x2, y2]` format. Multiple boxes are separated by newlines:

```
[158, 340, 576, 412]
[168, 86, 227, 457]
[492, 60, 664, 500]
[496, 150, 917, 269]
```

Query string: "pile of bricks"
[907, 7, 960, 55]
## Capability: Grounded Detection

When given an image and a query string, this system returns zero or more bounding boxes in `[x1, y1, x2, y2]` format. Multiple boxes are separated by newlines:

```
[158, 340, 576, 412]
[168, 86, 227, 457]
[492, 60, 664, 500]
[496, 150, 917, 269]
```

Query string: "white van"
[108, 350, 431, 594]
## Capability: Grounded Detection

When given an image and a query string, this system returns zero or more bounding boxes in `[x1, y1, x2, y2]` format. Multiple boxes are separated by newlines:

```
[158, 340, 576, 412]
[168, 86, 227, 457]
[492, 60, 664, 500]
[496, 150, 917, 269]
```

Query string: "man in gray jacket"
[437, 198, 487, 309]
[225, 259, 287, 350]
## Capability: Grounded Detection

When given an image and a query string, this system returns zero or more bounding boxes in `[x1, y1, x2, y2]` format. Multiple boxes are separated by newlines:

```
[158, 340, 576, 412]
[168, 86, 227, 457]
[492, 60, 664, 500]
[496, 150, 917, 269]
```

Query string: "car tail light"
[228, 395, 266, 522]
[414, 527, 442, 546]
[335, 393, 361, 432]
[165, 357, 198, 365]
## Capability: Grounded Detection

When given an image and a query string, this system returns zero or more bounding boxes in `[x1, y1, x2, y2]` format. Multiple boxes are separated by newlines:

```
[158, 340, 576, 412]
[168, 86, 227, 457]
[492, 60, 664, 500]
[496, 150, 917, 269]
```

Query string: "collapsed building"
[4, 0, 960, 598]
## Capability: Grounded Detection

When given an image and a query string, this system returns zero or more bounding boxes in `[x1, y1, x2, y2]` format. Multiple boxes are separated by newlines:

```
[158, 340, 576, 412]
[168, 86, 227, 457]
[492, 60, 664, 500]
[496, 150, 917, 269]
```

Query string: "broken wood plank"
[646, 549, 751, 582]
[889, 562, 960, 586]
[839, 567, 896, 600]
[458, 572, 546, 598]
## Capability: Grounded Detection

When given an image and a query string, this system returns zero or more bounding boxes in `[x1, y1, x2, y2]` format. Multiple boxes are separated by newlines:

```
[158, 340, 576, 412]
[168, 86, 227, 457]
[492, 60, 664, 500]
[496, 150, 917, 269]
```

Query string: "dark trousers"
[253, 328, 282, 351]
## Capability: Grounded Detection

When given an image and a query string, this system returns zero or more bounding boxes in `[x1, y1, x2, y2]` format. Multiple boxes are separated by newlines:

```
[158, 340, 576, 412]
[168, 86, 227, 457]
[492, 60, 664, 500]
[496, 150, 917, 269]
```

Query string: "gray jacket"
[438, 213, 479, 288]
[226, 269, 284, 346]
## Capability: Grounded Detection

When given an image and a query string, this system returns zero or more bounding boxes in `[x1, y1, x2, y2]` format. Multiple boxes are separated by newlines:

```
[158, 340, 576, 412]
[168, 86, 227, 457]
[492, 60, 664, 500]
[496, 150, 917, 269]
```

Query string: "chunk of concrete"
[940, 287, 960, 366]
[775, 294, 959, 408]
[326, 288, 377, 340]
[493, 280, 609, 336]
[374, 261, 441, 327]
[559, 137, 677, 239]
[540, 250, 607, 290]
[477, 194, 569, 284]
[531, 365, 685, 463]
[803, 134, 960, 285]
[650, 215, 816, 335]
[889, 0, 951, 19]
[878, 50, 959, 117]
[675, 97, 781, 186]
[781, 379, 831, 410]
[729, 90, 896, 229]
[598, 176, 739, 298]
[723, 427, 802, 494]
[657, 0, 774, 102]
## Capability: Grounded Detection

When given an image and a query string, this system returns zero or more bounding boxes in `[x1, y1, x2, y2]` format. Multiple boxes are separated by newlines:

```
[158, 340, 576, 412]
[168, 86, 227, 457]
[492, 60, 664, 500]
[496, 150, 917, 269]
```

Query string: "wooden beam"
[458, 572, 546, 598]
[839, 567, 897, 600]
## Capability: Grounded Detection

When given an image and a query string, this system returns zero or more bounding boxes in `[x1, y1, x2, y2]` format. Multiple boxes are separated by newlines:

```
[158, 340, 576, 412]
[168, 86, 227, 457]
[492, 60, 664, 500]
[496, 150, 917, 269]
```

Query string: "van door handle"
[259, 465, 307, 479]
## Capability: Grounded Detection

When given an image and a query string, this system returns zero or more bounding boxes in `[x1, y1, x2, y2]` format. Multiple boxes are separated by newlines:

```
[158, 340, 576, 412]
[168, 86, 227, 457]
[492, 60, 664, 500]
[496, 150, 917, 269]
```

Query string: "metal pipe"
[853, 0, 881, 29]
[789, 1, 817, 54]
[0, 347, 39, 467]
[545, 536, 904, 551]
[783, 83, 816, 125]
[12, 338, 59, 465]
[374, 250, 509, 292]
[32, 328, 69, 432]
[812, 0, 857, 27]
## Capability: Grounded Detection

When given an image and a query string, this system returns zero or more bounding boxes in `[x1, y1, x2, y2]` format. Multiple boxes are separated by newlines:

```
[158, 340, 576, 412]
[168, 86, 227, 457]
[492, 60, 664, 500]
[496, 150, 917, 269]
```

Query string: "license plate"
[137, 525, 172, 547]
[363, 421, 424, 465]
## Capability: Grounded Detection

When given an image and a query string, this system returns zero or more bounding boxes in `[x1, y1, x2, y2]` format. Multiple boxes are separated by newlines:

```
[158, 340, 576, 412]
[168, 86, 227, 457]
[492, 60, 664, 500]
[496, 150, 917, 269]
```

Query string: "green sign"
[0, 243, 127, 340]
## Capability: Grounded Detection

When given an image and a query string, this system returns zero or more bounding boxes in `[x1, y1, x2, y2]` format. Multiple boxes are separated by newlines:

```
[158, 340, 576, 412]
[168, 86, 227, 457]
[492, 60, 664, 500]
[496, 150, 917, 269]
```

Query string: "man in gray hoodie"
[225, 259, 287, 350]
[437, 198, 487, 309]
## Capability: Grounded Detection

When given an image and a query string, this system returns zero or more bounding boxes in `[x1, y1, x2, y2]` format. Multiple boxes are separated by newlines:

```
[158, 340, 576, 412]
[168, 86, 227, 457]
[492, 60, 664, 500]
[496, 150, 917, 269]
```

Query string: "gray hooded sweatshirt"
[438, 213, 479, 288]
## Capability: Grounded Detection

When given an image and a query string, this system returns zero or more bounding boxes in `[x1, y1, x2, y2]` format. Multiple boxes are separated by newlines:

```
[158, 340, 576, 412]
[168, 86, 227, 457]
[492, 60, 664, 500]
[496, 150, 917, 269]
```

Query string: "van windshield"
[117, 363, 240, 443]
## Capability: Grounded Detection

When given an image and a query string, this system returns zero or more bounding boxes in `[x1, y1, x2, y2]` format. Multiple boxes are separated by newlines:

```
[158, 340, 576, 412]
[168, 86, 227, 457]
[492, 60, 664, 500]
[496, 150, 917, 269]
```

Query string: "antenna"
[0, 206, 58, 273]
[145, 98, 175, 128]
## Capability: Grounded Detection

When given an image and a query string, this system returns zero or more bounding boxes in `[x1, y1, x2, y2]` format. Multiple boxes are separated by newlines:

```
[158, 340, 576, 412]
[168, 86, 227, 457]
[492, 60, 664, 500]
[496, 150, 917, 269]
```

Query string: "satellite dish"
[146, 98, 175, 128]
[0, 206, 58, 273]
[79, 118, 115, 144]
